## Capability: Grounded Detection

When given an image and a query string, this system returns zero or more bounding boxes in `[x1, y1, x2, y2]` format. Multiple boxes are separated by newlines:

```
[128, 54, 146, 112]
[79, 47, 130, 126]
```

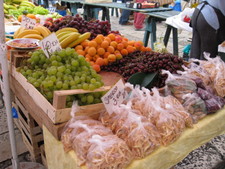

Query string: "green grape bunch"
[17, 48, 104, 106]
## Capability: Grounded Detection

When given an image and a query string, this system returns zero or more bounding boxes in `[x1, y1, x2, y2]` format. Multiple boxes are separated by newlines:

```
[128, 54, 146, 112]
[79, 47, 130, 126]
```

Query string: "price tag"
[40, 33, 62, 58]
[47, 7, 56, 13]
[21, 16, 36, 29]
[101, 79, 128, 115]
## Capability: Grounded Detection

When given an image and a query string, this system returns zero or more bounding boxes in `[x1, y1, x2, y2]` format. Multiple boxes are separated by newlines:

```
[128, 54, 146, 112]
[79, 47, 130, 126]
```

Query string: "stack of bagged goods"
[61, 104, 133, 169]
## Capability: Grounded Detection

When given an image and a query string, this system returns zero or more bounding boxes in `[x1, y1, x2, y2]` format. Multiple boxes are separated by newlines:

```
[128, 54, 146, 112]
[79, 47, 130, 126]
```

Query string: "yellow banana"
[44, 26, 51, 35]
[55, 27, 78, 36]
[22, 34, 44, 40]
[68, 32, 91, 48]
[58, 33, 75, 43]
[33, 26, 50, 38]
[60, 32, 80, 48]
[57, 31, 72, 39]
[17, 30, 41, 39]
[13, 27, 25, 39]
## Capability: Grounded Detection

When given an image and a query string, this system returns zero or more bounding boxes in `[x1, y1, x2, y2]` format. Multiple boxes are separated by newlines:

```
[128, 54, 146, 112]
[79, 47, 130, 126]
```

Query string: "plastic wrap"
[100, 104, 160, 159]
[182, 93, 207, 123]
[86, 135, 133, 169]
[163, 70, 197, 103]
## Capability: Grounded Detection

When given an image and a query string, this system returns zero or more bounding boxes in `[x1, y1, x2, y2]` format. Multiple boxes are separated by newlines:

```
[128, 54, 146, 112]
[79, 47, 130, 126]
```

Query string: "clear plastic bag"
[100, 103, 160, 159]
[182, 93, 207, 123]
[86, 135, 133, 169]
[163, 70, 197, 103]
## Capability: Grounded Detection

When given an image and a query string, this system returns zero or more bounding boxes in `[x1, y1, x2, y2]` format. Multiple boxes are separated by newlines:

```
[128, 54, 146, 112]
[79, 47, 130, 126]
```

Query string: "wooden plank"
[10, 75, 65, 140]
[52, 86, 111, 109]
[40, 145, 48, 169]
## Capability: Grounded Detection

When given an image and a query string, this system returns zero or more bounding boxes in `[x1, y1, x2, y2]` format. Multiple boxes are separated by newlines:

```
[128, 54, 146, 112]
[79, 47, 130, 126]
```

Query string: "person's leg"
[119, 9, 131, 25]
[134, 12, 146, 30]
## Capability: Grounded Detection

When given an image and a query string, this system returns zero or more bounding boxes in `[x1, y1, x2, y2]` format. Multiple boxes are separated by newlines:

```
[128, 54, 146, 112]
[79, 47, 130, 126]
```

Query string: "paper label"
[21, 16, 36, 29]
[39, 33, 62, 58]
[101, 79, 128, 115]
[218, 45, 225, 53]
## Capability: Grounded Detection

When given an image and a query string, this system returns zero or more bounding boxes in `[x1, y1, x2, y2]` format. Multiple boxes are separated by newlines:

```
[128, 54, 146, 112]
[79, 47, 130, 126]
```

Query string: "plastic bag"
[182, 93, 207, 123]
[163, 70, 197, 103]
[86, 135, 133, 169]
[100, 103, 160, 159]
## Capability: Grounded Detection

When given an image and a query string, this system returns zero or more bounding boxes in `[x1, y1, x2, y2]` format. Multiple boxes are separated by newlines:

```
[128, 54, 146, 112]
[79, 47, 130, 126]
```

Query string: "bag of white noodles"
[86, 134, 133, 169]
[146, 88, 193, 146]
[100, 102, 161, 159]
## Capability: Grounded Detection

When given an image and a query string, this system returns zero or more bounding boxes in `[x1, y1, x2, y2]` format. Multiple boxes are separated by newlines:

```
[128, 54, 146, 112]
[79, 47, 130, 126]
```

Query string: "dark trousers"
[119, 9, 131, 24]
[190, 7, 225, 60]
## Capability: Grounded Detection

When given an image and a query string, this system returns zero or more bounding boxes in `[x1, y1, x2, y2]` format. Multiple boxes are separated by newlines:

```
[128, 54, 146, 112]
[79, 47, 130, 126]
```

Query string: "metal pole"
[0, 0, 19, 169]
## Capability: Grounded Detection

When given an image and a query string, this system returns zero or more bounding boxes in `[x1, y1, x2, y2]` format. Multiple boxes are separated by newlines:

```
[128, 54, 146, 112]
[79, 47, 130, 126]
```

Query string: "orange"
[103, 52, 110, 58]
[104, 37, 111, 43]
[75, 45, 83, 51]
[107, 33, 116, 41]
[94, 36, 103, 44]
[81, 40, 89, 48]
[128, 40, 135, 46]
[140, 46, 146, 52]
[92, 64, 101, 72]
[90, 61, 95, 66]
[145, 47, 152, 51]
[103, 58, 109, 65]
[85, 57, 90, 62]
[123, 37, 129, 42]
[101, 40, 110, 49]
[114, 50, 121, 55]
[127, 45, 135, 53]
[18, 15, 23, 22]
[85, 46, 90, 53]
[115, 53, 122, 60]
[120, 49, 128, 56]
[110, 41, 117, 49]
[116, 43, 124, 51]
[134, 41, 143, 50]
[85, 54, 92, 61]
[95, 57, 105, 66]
[107, 54, 116, 62]
[87, 47, 97, 56]
[76, 50, 85, 56]
[26, 14, 36, 19]
[97, 47, 105, 56]
[96, 34, 104, 41]
[115, 35, 122, 43]
[107, 46, 115, 54]
[121, 40, 128, 48]
[88, 41, 98, 48]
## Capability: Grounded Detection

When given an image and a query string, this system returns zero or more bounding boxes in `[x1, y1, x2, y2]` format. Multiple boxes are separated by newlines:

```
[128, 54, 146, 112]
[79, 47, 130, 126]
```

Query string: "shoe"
[121, 21, 133, 26]
[134, 27, 146, 31]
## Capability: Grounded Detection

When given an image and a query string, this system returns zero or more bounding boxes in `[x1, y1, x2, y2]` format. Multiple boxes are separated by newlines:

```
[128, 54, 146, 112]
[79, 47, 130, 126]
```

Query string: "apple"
[46, 17, 53, 22]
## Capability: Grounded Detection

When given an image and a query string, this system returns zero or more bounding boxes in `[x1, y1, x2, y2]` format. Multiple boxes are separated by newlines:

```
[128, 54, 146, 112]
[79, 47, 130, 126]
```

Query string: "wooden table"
[143, 10, 180, 55]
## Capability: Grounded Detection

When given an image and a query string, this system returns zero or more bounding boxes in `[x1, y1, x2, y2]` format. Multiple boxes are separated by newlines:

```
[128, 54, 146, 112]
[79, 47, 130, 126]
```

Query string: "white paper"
[101, 79, 128, 115]
[21, 16, 36, 29]
[39, 33, 62, 58]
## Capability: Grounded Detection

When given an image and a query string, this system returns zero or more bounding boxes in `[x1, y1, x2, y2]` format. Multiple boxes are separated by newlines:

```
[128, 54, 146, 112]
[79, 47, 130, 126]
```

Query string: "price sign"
[101, 79, 128, 115]
[40, 33, 62, 58]
[21, 16, 36, 29]
[47, 7, 56, 13]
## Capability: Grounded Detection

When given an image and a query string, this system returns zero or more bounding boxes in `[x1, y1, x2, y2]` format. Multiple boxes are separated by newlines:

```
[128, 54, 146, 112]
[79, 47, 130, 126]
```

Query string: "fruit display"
[4, 0, 48, 18]
[74, 33, 151, 72]
[55, 28, 91, 49]
[17, 48, 104, 107]
[102, 51, 184, 88]
[13, 25, 51, 40]
[44, 14, 117, 40]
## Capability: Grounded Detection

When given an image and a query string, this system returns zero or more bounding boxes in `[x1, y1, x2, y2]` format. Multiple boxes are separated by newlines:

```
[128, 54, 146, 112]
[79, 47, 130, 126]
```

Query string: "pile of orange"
[75, 33, 152, 72]
[18, 14, 37, 22]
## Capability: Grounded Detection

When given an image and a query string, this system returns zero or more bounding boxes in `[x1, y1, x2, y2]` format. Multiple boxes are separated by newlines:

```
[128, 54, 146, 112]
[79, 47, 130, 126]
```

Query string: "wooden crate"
[12, 97, 44, 162]
[40, 145, 48, 169]
[10, 54, 122, 139]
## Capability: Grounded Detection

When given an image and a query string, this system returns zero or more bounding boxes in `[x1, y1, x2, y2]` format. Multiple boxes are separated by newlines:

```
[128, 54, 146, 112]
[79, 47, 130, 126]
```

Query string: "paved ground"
[0, 8, 225, 169]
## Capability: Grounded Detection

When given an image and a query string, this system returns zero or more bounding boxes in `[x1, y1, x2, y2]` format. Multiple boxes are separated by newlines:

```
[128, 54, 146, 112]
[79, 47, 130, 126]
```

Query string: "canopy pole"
[0, 0, 19, 168]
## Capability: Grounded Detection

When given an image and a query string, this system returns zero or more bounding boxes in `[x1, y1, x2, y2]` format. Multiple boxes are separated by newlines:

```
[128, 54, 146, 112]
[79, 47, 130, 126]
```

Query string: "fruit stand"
[2, 0, 225, 169]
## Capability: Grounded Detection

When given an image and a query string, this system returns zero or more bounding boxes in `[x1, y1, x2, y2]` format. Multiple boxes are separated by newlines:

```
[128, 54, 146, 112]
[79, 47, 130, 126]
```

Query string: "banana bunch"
[4, 3, 17, 14]
[14, 25, 51, 40]
[56, 28, 91, 48]
[20, 1, 35, 8]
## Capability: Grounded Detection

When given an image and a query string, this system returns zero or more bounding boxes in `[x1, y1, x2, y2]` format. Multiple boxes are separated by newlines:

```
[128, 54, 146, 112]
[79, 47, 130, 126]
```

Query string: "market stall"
[2, 1, 225, 169]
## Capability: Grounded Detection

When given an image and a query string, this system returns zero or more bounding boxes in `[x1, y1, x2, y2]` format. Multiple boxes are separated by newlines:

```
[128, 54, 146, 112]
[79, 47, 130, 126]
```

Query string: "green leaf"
[128, 72, 158, 88]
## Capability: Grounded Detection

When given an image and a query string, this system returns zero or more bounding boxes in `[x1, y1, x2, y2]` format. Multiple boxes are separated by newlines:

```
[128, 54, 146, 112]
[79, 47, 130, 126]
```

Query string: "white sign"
[101, 79, 128, 115]
[21, 16, 36, 29]
[40, 33, 62, 58]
